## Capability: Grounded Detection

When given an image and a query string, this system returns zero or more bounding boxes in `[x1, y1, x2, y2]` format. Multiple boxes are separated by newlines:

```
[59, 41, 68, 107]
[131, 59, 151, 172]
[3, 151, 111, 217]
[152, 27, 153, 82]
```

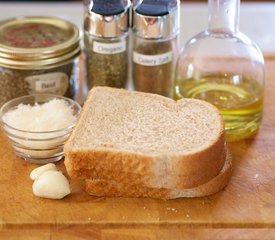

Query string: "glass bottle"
[132, 0, 180, 97]
[174, 0, 264, 141]
[84, 0, 130, 90]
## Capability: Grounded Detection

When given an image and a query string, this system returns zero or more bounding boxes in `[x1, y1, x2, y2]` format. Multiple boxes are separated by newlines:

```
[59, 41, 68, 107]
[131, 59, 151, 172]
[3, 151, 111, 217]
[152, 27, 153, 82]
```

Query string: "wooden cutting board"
[1, 62, 275, 240]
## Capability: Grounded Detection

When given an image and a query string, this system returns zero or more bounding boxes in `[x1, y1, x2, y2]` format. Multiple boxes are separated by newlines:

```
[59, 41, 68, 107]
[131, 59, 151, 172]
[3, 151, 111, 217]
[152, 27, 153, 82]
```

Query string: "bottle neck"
[207, 0, 239, 33]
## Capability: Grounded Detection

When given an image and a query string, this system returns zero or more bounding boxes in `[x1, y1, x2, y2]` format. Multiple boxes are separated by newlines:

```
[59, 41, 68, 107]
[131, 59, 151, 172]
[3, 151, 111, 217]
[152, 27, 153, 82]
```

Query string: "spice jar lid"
[0, 16, 81, 69]
[133, 0, 180, 39]
[84, 0, 130, 38]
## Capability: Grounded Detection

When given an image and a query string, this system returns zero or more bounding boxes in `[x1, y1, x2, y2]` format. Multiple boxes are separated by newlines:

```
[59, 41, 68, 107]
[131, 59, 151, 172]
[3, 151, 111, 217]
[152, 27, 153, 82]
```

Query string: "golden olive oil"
[174, 73, 264, 141]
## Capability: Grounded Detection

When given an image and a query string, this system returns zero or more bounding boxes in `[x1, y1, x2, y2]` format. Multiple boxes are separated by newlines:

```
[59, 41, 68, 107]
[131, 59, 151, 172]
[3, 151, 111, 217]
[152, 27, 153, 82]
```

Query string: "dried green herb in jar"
[0, 68, 29, 105]
[84, 34, 128, 89]
[0, 63, 76, 107]
[0, 16, 81, 107]
[83, 0, 130, 90]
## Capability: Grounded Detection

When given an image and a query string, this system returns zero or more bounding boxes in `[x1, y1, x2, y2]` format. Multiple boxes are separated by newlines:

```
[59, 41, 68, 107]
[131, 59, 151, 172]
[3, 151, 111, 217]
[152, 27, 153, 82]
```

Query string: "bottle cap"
[133, 0, 180, 39]
[84, 0, 131, 38]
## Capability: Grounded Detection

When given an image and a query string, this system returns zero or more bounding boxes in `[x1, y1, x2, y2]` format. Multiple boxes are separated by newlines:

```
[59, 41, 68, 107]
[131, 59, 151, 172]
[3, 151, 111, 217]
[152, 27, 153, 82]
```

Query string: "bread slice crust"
[65, 143, 226, 189]
[85, 149, 232, 199]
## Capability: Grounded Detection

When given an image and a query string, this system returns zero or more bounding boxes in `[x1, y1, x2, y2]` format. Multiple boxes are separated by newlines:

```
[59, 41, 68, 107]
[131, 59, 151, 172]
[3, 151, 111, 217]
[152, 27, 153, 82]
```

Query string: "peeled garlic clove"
[30, 163, 57, 181]
[32, 170, 71, 199]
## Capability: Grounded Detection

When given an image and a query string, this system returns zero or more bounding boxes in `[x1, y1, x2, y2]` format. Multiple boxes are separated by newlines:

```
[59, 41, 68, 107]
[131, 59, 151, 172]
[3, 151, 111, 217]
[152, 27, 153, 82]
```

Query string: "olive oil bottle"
[174, 0, 265, 141]
[174, 74, 264, 141]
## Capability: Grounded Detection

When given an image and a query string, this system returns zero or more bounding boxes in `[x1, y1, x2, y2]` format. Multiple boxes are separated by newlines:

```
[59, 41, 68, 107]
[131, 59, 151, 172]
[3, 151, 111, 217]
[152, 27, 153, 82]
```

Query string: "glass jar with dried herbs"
[132, 0, 180, 97]
[84, 0, 130, 89]
[0, 16, 81, 107]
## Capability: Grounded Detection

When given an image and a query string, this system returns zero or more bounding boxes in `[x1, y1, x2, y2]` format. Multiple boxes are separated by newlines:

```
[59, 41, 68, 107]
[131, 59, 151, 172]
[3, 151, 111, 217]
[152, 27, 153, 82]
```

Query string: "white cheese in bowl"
[2, 98, 76, 132]
[0, 94, 81, 163]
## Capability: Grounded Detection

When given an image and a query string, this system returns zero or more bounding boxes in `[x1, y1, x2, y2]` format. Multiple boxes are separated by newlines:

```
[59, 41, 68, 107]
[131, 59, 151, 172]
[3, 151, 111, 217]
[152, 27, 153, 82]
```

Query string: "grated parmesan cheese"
[3, 99, 76, 132]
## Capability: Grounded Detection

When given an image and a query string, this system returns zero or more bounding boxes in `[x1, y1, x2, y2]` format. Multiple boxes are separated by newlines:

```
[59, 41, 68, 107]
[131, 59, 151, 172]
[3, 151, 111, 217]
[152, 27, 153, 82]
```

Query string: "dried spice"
[84, 34, 128, 89]
[83, 0, 130, 90]
[0, 62, 76, 107]
[133, 40, 173, 97]
[0, 16, 81, 106]
[132, 0, 179, 97]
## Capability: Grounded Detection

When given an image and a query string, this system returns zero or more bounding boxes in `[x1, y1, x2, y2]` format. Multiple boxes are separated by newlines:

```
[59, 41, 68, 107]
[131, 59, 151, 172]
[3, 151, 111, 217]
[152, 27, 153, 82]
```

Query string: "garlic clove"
[32, 170, 71, 199]
[30, 163, 57, 181]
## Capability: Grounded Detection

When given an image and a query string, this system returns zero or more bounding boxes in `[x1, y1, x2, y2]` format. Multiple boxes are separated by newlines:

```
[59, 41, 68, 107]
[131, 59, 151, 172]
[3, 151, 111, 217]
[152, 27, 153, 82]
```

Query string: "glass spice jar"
[84, 0, 130, 90]
[0, 16, 81, 107]
[174, 0, 265, 141]
[132, 0, 180, 97]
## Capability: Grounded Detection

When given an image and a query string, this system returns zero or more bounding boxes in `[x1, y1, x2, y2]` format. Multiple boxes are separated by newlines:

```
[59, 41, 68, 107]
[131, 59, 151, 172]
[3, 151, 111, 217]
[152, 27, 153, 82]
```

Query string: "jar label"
[93, 41, 126, 54]
[25, 72, 69, 95]
[133, 51, 172, 66]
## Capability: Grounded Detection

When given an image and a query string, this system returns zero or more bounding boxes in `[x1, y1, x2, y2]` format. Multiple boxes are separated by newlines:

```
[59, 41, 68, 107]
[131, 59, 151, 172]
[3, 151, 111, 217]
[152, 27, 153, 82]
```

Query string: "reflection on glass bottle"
[174, 0, 264, 141]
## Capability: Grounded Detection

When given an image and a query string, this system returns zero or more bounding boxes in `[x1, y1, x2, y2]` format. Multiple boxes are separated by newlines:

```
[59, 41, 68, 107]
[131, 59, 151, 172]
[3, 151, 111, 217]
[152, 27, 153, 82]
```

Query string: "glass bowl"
[0, 94, 81, 164]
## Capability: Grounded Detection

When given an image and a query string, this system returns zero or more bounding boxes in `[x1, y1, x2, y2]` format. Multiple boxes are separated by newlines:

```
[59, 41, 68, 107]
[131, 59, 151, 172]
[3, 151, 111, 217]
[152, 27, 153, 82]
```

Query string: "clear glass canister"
[0, 16, 81, 107]
[132, 0, 180, 97]
[84, 0, 130, 90]
[174, 0, 264, 141]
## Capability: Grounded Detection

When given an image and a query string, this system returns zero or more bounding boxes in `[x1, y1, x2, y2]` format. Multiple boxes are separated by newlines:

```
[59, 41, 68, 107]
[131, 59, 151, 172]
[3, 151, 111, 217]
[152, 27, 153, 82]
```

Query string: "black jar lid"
[133, 0, 180, 39]
[84, 0, 131, 38]
[135, 0, 170, 17]
[91, 0, 126, 16]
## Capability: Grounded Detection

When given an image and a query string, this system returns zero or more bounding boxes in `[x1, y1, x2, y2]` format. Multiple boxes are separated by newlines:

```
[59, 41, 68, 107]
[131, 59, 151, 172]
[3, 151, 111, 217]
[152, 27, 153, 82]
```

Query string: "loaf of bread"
[64, 87, 231, 197]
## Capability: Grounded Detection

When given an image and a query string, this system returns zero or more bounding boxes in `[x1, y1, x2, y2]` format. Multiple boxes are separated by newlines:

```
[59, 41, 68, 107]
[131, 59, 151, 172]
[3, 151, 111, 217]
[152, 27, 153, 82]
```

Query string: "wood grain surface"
[0, 61, 275, 239]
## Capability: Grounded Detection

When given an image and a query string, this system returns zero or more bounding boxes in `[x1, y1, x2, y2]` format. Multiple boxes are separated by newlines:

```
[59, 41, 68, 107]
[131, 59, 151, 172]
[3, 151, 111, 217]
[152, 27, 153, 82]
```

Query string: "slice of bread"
[64, 87, 227, 189]
[85, 150, 232, 199]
